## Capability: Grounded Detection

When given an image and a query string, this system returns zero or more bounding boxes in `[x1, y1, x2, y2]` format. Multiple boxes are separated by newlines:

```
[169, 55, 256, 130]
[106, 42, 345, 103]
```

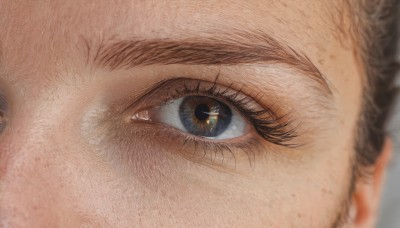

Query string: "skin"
[0, 1, 392, 227]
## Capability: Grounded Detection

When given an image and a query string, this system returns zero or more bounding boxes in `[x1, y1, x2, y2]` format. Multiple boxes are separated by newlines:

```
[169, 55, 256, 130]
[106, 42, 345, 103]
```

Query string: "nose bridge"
[0, 91, 74, 226]
[0, 81, 77, 170]
[0, 117, 57, 225]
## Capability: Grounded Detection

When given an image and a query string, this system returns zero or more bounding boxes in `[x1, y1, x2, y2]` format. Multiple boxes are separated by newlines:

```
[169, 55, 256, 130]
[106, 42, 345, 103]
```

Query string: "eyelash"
[127, 77, 298, 167]
[169, 79, 297, 145]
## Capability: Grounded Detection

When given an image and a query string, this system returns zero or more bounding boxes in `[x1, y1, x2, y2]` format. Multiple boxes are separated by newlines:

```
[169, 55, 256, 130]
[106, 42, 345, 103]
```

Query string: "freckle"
[291, 193, 297, 198]
[330, 54, 336, 60]
[297, 213, 302, 218]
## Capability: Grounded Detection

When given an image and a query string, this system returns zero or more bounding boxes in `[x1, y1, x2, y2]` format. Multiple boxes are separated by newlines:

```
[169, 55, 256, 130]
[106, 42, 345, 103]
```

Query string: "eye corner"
[121, 77, 302, 169]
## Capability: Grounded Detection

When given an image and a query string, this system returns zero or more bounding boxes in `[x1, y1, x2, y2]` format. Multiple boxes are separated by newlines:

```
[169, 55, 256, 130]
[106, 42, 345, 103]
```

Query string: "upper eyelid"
[122, 78, 185, 113]
[123, 77, 282, 125]
[125, 78, 298, 147]
[123, 77, 263, 114]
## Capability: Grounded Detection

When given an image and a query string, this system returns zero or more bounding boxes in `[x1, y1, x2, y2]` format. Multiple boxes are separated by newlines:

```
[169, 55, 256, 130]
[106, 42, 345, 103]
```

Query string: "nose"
[0, 96, 86, 227]
[0, 117, 65, 227]
[0, 142, 59, 227]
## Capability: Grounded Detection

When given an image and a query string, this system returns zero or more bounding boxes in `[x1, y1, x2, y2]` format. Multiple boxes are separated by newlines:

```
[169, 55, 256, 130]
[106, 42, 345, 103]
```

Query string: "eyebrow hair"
[92, 30, 331, 94]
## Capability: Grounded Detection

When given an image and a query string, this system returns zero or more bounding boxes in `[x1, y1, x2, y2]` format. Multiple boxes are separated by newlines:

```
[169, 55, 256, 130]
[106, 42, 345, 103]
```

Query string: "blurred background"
[378, 40, 400, 227]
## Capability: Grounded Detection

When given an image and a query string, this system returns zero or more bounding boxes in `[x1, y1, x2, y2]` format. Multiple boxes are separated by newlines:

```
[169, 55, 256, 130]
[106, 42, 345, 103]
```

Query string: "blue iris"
[179, 96, 232, 137]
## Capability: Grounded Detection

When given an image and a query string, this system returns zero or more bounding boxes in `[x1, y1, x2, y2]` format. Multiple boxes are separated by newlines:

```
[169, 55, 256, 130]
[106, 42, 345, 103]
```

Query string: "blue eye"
[130, 79, 297, 147]
[149, 96, 248, 140]
[179, 96, 232, 137]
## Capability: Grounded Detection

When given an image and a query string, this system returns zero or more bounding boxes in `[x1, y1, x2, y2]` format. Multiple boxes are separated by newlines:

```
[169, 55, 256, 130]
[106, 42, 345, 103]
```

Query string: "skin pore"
[0, 1, 391, 227]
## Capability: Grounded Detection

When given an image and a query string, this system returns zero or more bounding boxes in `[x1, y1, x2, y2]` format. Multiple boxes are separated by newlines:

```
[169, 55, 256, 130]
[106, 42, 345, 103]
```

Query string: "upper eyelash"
[163, 79, 299, 147]
[122, 77, 300, 169]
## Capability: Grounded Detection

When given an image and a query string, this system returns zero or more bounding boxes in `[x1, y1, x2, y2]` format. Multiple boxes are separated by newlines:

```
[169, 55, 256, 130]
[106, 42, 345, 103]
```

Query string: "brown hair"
[352, 0, 399, 176]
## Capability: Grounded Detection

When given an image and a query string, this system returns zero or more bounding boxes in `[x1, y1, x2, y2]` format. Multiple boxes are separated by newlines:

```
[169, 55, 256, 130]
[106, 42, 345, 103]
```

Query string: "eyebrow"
[91, 30, 331, 94]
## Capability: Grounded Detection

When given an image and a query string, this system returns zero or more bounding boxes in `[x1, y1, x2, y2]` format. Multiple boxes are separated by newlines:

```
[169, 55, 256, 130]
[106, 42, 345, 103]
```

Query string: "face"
[0, 1, 388, 227]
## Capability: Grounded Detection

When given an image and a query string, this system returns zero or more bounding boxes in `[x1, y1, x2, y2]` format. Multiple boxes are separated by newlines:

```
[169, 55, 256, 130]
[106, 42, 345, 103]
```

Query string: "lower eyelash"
[147, 122, 265, 170]
[171, 79, 299, 147]
[120, 77, 300, 169]
[180, 135, 262, 169]
[117, 117, 264, 170]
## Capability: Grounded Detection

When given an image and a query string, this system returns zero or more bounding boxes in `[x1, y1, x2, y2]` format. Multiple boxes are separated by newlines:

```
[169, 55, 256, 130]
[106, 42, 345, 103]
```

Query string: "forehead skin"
[0, 0, 361, 227]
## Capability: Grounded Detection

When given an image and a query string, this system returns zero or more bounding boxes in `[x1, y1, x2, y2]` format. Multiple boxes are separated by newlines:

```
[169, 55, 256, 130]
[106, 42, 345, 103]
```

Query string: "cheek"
[69, 143, 352, 227]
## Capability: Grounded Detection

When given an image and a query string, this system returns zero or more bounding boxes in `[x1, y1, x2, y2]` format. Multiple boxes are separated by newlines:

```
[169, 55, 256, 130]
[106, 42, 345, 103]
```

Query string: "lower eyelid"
[125, 78, 298, 147]
[122, 119, 264, 170]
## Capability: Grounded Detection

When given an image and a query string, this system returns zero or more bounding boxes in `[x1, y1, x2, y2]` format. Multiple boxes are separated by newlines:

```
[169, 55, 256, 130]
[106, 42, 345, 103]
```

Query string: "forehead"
[2, 1, 336, 33]
[0, 0, 340, 67]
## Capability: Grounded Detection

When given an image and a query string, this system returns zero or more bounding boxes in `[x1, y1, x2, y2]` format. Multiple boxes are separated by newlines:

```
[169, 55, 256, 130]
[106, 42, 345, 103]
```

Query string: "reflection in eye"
[130, 78, 297, 147]
[150, 96, 247, 140]
[126, 79, 300, 168]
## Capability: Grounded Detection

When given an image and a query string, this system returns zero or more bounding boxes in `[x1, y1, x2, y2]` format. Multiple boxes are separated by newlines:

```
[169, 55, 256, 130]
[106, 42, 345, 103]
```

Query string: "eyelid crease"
[90, 29, 332, 97]
[124, 77, 300, 148]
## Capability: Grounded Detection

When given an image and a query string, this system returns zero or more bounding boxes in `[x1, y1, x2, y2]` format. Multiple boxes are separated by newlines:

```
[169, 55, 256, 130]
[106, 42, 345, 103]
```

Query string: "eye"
[129, 78, 297, 148]
[148, 96, 248, 140]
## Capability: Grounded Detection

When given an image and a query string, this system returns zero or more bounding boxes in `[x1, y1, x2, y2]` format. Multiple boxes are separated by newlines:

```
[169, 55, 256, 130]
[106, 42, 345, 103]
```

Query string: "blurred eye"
[148, 96, 248, 140]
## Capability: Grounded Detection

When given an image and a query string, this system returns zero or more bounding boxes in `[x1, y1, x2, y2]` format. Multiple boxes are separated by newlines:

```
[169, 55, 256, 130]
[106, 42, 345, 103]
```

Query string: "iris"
[179, 96, 232, 137]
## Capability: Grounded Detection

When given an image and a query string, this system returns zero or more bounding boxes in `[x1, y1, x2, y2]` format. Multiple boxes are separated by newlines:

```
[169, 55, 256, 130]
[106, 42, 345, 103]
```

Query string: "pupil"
[194, 104, 210, 121]
[179, 96, 232, 137]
